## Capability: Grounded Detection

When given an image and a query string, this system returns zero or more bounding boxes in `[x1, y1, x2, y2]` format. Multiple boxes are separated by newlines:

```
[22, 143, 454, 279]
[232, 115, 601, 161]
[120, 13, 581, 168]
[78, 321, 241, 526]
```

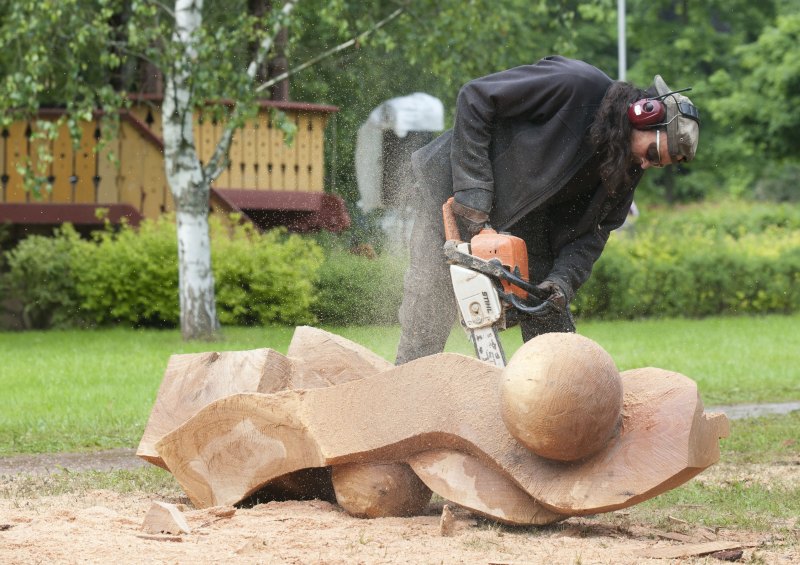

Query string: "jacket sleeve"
[450, 60, 582, 214]
[546, 191, 635, 301]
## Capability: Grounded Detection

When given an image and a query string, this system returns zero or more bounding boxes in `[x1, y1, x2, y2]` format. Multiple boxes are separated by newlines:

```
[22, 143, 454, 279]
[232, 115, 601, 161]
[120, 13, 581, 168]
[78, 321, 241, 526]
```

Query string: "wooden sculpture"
[139, 328, 729, 526]
[500, 333, 624, 461]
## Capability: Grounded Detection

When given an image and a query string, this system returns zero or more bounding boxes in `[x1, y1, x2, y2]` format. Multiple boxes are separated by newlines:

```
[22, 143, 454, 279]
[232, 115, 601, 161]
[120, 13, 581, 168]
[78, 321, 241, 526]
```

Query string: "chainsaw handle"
[442, 197, 462, 242]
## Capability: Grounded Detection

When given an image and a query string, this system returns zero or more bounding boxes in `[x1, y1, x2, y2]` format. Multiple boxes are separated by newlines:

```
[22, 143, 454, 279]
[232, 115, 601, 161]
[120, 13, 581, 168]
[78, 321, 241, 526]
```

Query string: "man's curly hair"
[589, 81, 648, 196]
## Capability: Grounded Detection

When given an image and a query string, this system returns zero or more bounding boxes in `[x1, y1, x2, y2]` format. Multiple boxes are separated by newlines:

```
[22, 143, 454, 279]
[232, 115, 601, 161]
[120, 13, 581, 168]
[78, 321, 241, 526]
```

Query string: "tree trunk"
[163, 0, 219, 340]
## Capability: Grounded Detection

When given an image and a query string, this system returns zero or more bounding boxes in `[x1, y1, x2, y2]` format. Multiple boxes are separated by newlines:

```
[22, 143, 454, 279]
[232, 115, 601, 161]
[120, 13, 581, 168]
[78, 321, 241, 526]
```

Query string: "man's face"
[631, 129, 684, 170]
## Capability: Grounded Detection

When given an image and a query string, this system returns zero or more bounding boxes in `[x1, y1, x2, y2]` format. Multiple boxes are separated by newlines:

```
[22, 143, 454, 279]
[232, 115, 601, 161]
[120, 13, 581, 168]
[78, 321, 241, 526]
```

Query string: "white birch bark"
[163, 0, 217, 340]
[162, 0, 297, 340]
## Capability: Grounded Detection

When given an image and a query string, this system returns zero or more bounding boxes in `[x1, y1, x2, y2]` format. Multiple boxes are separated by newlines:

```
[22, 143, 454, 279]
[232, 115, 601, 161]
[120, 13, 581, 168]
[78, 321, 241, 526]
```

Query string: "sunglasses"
[645, 129, 664, 168]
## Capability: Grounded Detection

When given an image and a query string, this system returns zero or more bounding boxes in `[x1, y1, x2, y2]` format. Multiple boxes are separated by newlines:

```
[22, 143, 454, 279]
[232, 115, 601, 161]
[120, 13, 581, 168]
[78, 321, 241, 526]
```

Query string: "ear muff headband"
[627, 86, 697, 130]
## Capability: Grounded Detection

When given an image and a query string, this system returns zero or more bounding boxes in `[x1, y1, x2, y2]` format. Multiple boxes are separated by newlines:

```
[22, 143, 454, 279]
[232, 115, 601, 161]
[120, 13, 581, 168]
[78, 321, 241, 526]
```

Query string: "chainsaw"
[442, 197, 551, 367]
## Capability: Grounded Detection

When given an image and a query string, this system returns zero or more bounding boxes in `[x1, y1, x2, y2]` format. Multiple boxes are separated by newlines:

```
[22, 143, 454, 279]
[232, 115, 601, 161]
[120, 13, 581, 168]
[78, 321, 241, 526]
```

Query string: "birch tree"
[0, 0, 397, 340]
[159, 0, 296, 339]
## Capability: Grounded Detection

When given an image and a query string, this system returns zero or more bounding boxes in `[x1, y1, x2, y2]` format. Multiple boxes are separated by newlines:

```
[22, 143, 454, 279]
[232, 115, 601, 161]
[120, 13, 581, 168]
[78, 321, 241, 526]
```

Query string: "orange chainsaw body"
[470, 228, 529, 300]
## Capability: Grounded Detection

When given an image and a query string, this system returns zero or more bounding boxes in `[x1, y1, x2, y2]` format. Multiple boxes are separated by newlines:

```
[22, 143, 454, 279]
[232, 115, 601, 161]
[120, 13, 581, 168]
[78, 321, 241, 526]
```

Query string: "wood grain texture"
[500, 332, 623, 461]
[138, 326, 392, 467]
[136, 348, 294, 467]
[408, 450, 565, 525]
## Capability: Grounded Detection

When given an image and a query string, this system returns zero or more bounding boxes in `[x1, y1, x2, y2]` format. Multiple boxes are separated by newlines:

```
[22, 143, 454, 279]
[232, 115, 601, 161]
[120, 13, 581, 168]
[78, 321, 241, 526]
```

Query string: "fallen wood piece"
[136, 533, 184, 542]
[640, 541, 757, 559]
[439, 504, 457, 537]
[408, 449, 565, 526]
[155, 348, 728, 517]
[656, 531, 694, 543]
[331, 462, 432, 518]
[142, 501, 191, 535]
[711, 549, 745, 562]
[195, 505, 237, 528]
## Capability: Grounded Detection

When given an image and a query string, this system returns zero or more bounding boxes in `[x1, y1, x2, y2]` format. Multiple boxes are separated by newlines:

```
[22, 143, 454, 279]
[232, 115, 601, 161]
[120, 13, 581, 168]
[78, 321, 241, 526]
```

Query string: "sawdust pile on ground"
[0, 483, 795, 565]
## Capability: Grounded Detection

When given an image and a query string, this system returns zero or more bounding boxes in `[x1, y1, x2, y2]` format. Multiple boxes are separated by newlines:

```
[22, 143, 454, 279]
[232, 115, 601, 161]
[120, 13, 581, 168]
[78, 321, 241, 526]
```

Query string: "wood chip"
[668, 515, 689, 526]
[439, 504, 456, 537]
[656, 531, 694, 543]
[711, 549, 744, 562]
[207, 506, 236, 518]
[141, 501, 191, 535]
[135, 533, 184, 543]
[641, 541, 757, 559]
[695, 526, 719, 541]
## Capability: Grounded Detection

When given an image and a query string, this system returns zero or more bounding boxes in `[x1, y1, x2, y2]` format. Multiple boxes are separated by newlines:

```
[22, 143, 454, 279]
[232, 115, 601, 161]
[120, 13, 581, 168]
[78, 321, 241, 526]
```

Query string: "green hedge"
[72, 218, 181, 326]
[4, 227, 83, 329]
[2, 217, 324, 329]
[311, 246, 407, 325]
[573, 202, 800, 319]
[3, 202, 799, 329]
[213, 222, 323, 326]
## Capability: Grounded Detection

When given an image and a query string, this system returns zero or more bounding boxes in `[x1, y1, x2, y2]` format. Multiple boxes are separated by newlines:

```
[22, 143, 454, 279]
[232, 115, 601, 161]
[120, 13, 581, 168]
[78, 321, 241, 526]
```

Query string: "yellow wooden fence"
[0, 98, 338, 227]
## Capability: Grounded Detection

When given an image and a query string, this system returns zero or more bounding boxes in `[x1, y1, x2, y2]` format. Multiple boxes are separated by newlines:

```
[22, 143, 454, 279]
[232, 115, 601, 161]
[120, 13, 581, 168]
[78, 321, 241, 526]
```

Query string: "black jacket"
[410, 56, 638, 299]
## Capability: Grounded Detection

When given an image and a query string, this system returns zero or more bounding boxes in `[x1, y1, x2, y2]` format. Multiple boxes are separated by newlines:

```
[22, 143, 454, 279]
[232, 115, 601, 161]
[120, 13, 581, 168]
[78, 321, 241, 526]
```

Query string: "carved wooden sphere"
[500, 332, 623, 462]
[332, 462, 432, 518]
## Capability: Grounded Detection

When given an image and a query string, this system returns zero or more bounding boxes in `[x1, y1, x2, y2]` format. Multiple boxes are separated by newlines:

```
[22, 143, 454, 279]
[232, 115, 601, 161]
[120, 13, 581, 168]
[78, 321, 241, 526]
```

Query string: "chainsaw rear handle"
[442, 240, 550, 302]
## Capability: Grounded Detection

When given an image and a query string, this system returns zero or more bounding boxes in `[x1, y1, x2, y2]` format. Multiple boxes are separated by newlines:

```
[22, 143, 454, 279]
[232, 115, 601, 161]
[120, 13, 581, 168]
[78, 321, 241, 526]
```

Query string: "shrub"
[633, 200, 800, 239]
[3, 225, 83, 328]
[573, 204, 800, 320]
[313, 246, 407, 325]
[73, 218, 180, 327]
[73, 215, 324, 328]
[212, 220, 323, 326]
[754, 163, 800, 202]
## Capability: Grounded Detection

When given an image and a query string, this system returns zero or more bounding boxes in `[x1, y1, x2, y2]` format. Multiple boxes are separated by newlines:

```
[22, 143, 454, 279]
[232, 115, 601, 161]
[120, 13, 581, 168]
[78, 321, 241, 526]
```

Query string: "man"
[395, 55, 700, 365]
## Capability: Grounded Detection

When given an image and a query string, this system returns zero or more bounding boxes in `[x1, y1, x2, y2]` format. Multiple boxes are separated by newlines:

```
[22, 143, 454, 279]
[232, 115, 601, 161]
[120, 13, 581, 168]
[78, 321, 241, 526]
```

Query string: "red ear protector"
[627, 98, 666, 129]
[627, 86, 694, 129]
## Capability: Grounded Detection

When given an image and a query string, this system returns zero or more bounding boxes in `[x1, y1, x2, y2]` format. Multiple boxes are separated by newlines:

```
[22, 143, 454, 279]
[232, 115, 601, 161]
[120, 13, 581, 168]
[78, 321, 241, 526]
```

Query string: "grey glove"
[450, 199, 488, 240]
[536, 280, 568, 309]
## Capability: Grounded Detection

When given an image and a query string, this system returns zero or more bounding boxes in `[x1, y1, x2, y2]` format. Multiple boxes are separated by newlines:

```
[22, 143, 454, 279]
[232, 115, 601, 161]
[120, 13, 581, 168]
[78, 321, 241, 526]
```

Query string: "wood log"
[138, 326, 391, 467]
[137, 348, 294, 468]
[155, 353, 728, 518]
[331, 462, 432, 518]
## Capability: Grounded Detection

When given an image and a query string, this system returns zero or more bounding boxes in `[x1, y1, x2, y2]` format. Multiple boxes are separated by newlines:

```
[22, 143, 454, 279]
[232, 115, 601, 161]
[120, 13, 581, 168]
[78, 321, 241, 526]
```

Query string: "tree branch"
[142, 0, 176, 19]
[246, 0, 296, 80]
[204, 0, 298, 182]
[254, 7, 404, 94]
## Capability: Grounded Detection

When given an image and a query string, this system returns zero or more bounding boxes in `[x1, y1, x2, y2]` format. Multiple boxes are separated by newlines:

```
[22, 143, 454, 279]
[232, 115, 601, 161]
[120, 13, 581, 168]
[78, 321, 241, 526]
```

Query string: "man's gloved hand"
[536, 280, 568, 309]
[450, 199, 488, 241]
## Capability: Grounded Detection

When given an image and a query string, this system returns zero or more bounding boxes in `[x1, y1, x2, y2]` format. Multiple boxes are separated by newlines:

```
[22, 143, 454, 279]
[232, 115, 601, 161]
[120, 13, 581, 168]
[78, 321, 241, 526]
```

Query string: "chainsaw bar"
[469, 326, 506, 368]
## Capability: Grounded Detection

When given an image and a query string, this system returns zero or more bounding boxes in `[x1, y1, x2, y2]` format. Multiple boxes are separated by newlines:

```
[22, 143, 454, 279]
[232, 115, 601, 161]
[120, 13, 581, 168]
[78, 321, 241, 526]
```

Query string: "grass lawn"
[1, 316, 799, 537]
[1, 314, 799, 455]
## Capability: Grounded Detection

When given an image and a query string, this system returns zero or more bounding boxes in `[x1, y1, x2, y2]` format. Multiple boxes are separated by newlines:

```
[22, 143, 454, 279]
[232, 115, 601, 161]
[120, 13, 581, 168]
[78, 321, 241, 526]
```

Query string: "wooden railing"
[1, 98, 339, 226]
